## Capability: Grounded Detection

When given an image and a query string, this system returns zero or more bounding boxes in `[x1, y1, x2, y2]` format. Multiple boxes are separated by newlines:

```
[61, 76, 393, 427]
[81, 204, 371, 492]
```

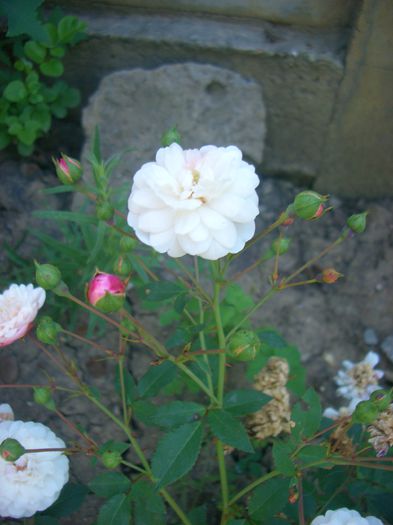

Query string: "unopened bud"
[96, 200, 114, 221]
[119, 236, 137, 253]
[347, 212, 368, 234]
[33, 387, 55, 410]
[271, 237, 291, 255]
[320, 268, 343, 284]
[0, 404, 14, 422]
[101, 449, 122, 469]
[36, 316, 62, 344]
[369, 389, 393, 412]
[87, 271, 126, 313]
[293, 191, 328, 220]
[161, 126, 181, 147]
[35, 262, 62, 290]
[53, 154, 82, 185]
[0, 438, 26, 462]
[113, 256, 132, 277]
[227, 329, 261, 362]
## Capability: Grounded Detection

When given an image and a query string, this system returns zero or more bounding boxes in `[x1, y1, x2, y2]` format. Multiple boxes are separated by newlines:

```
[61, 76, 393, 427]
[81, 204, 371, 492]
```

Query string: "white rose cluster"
[0, 418, 69, 519]
[127, 143, 260, 260]
[0, 284, 45, 348]
[311, 508, 383, 525]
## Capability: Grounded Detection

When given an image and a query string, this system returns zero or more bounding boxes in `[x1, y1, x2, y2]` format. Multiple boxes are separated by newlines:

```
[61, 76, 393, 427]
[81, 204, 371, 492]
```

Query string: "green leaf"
[248, 477, 289, 521]
[151, 421, 203, 488]
[32, 210, 98, 225]
[131, 479, 166, 525]
[272, 439, 296, 476]
[297, 444, 330, 467]
[40, 59, 64, 77]
[227, 521, 246, 525]
[88, 472, 131, 498]
[223, 389, 270, 416]
[4, 80, 27, 102]
[57, 15, 87, 44]
[292, 388, 321, 438]
[35, 517, 59, 525]
[24, 40, 46, 63]
[0, 129, 11, 149]
[208, 409, 254, 453]
[143, 281, 186, 302]
[45, 483, 89, 518]
[134, 400, 205, 429]
[61, 86, 80, 108]
[97, 494, 131, 525]
[2, 0, 47, 41]
[50, 46, 66, 58]
[137, 361, 177, 398]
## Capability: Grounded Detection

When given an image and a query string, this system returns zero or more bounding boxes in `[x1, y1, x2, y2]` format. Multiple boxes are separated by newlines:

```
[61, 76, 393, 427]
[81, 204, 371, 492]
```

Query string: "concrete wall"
[47, 0, 392, 196]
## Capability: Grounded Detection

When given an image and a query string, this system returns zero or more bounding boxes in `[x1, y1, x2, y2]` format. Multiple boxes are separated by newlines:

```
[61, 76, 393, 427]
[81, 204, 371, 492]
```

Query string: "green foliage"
[151, 421, 203, 488]
[97, 493, 132, 525]
[248, 477, 290, 522]
[137, 361, 177, 398]
[133, 400, 205, 429]
[208, 409, 254, 453]
[88, 472, 132, 498]
[131, 479, 166, 525]
[223, 389, 271, 416]
[0, 2, 86, 155]
[41, 483, 89, 519]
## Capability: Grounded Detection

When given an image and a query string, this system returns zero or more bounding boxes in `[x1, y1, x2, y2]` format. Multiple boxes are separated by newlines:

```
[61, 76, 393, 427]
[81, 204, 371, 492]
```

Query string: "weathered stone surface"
[81, 63, 266, 185]
[50, 0, 358, 28]
[316, 0, 393, 197]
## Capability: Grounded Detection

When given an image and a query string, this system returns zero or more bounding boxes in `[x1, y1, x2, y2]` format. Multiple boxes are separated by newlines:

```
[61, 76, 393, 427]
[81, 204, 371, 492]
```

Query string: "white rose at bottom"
[311, 508, 383, 525]
[0, 420, 69, 519]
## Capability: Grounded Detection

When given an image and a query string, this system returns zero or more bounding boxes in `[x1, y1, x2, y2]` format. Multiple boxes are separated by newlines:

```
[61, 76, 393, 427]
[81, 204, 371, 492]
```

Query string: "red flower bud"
[53, 154, 83, 185]
[321, 268, 343, 284]
[87, 271, 126, 313]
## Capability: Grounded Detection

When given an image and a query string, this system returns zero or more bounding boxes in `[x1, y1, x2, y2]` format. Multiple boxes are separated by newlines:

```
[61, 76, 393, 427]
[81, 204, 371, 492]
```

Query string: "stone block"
[81, 63, 266, 186]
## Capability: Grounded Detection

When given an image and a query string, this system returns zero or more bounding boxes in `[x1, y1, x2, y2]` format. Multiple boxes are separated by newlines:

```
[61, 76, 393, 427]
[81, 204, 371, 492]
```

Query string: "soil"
[0, 127, 393, 524]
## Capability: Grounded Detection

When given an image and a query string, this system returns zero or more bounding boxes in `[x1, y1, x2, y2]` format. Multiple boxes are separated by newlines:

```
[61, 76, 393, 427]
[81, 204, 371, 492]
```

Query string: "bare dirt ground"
[1, 159, 392, 523]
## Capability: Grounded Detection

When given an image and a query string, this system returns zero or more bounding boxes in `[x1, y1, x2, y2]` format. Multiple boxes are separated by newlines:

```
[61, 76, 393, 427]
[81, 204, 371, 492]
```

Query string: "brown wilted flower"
[247, 357, 294, 440]
[328, 421, 354, 457]
[368, 404, 393, 457]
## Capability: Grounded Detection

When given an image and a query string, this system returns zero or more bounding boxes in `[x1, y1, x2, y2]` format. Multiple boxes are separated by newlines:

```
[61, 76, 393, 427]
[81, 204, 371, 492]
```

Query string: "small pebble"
[363, 328, 378, 346]
[381, 335, 393, 363]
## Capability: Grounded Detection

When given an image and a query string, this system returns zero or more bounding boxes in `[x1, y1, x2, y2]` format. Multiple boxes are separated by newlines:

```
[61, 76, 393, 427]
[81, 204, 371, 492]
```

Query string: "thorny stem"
[297, 475, 305, 525]
[55, 409, 97, 448]
[174, 258, 213, 306]
[118, 355, 130, 426]
[211, 262, 229, 524]
[62, 329, 116, 357]
[284, 227, 350, 284]
[231, 252, 271, 282]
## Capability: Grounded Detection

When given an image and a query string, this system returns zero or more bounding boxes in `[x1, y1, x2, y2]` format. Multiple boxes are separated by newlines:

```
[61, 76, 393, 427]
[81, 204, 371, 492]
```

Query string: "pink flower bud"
[321, 268, 343, 284]
[87, 271, 126, 313]
[53, 154, 83, 185]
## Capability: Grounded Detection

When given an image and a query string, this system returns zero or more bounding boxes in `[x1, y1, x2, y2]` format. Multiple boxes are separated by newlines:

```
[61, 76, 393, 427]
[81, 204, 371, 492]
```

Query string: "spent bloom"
[335, 351, 383, 403]
[0, 419, 69, 518]
[0, 284, 45, 348]
[310, 508, 383, 525]
[368, 404, 393, 457]
[127, 143, 260, 260]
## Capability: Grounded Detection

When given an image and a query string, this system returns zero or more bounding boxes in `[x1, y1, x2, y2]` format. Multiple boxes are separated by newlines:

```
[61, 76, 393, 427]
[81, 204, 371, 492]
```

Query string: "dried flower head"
[368, 404, 393, 457]
[247, 357, 294, 440]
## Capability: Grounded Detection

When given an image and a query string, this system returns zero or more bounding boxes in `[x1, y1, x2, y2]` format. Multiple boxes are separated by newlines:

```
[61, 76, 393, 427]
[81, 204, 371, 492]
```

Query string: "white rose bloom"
[127, 143, 260, 260]
[0, 420, 69, 519]
[311, 508, 383, 525]
[335, 351, 383, 402]
[0, 284, 46, 348]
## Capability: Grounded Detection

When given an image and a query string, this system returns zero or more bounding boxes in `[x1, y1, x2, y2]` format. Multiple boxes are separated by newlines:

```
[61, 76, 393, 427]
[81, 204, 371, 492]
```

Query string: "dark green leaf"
[88, 472, 131, 498]
[137, 361, 177, 398]
[32, 210, 98, 225]
[273, 439, 296, 476]
[35, 517, 59, 525]
[57, 15, 86, 44]
[152, 421, 203, 488]
[97, 493, 131, 525]
[297, 444, 330, 467]
[45, 482, 89, 518]
[143, 281, 186, 302]
[134, 400, 205, 428]
[248, 477, 289, 521]
[292, 388, 321, 438]
[131, 479, 166, 525]
[223, 389, 270, 416]
[2, 0, 47, 41]
[208, 409, 254, 453]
